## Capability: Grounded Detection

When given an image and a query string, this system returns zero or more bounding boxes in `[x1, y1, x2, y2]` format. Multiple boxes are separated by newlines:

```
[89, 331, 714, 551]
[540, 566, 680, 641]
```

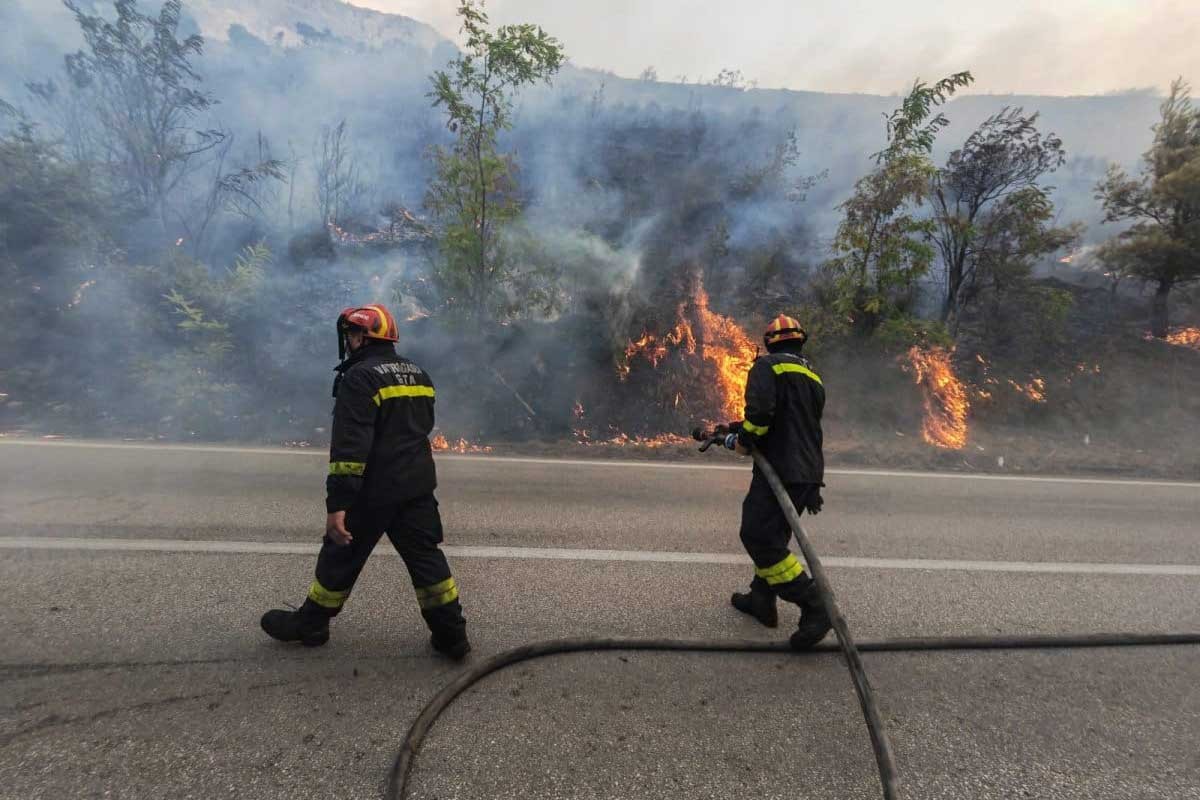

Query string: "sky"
[354, 0, 1199, 96]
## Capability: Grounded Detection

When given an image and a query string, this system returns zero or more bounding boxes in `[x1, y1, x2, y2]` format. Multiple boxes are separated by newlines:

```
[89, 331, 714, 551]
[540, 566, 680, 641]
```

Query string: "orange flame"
[431, 433, 493, 454]
[622, 279, 758, 423]
[572, 402, 592, 442]
[907, 346, 969, 450]
[1007, 377, 1047, 404]
[1163, 327, 1200, 350]
[624, 332, 674, 367]
[577, 432, 691, 449]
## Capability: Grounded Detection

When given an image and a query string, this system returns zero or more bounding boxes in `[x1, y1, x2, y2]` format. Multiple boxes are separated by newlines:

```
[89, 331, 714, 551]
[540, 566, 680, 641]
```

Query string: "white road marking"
[3, 536, 1200, 577]
[2, 438, 1199, 488]
[0, 439, 322, 458]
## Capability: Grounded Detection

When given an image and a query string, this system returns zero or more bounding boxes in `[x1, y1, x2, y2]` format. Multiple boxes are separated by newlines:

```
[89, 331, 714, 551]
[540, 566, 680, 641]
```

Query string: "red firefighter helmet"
[337, 304, 399, 360]
[763, 314, 807, 348]
[338, 304, 399, 342]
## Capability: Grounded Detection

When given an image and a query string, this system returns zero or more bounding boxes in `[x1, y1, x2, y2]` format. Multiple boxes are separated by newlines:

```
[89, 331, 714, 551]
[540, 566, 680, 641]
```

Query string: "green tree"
[971, 187, 1079, 303]
[425, 0, 565, 322]
[1096, 78, 1200, 337]
[968, 188, 1079, 360]
[710, 68, 753, 90]
[140, 243, 271, 436]
[0, 119, 115, 424]
[63, 0, 222, 233]
[825, 72, 973, 337]
[930, 108, 1075, 333]
[0, 120, 109, 303]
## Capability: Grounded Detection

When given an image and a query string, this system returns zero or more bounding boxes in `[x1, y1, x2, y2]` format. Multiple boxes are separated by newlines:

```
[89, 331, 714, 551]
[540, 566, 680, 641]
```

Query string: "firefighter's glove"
[805, 491, 824, 516]
[723, 433, 738, 451]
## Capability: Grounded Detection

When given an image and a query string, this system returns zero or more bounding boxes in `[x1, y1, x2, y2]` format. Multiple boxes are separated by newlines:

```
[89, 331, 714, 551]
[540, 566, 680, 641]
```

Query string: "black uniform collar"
[332, 341, 396, 396]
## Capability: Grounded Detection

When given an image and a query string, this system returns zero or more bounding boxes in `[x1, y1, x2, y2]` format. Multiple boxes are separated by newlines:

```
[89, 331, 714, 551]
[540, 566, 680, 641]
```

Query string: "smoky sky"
[357, 0, 1199, 96]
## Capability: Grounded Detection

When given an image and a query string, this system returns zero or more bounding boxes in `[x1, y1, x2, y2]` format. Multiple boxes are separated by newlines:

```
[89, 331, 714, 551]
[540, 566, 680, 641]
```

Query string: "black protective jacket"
[737, 350, 825, 484]
[326, 341, 437, 512]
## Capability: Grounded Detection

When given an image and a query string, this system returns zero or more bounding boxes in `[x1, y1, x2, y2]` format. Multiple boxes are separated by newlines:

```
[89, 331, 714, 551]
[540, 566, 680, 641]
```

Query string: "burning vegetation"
[621, 277, 758, 425]
[431, 433, 493, 454]
[576, 431, 692, 449]
[326, 206, 432, 249]
[1163, 327, 1200, 351]
[572, 395, 693, 449]
[906, 346, 970, 450]
[5, 0, 1199, 476]
[1007, 377, 1047, 404]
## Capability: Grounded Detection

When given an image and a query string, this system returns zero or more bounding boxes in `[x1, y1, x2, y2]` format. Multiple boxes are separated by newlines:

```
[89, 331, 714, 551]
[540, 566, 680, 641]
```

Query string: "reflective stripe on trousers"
[308, 579, 351, 609]
[415, 576, 459, 609]
[755, 553, 805, 585]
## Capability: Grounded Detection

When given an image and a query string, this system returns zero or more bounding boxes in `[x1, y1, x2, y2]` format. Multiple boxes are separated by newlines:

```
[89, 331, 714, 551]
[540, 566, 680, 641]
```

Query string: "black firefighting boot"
[260, 600, 330, 647]
[424, 601, 470, 660]
[731, 576, 779, 628]
[789, 579, 833, 651]
[430, 628, 471, 661]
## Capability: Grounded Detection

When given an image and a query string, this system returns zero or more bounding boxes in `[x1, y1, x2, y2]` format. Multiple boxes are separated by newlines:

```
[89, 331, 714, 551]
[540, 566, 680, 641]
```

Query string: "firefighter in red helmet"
[260, 304, 470, 659]
[726, 314, 832, 649]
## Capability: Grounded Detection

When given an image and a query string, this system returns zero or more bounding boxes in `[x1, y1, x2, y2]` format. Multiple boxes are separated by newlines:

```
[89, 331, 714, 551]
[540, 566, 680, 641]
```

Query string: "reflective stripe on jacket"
[739, 351, 825, 484]
[326, 342, 437, 511]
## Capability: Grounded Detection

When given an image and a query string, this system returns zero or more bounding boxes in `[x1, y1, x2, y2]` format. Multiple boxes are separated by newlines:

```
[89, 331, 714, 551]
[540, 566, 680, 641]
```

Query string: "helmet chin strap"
[337, 318, 361, 362]
[337, 314, 349, 362]
[333, 326, 356, 398]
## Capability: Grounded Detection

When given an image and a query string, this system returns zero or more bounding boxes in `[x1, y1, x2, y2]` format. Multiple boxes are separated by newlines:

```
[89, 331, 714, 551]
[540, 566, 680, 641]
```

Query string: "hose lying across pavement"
[751, 449, 902, 797]
[386, 450, 1200, 800]
[385, 632, 1200, 800]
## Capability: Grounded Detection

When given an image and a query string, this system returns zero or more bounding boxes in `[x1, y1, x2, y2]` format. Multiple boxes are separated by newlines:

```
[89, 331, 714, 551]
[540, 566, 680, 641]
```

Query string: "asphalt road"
[1, 440, 1199, 799]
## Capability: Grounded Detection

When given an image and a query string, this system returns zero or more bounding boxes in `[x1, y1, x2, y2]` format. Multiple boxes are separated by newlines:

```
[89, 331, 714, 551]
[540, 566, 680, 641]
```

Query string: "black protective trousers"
[738, 469, 820, 605]
[302, 493, 466, 640]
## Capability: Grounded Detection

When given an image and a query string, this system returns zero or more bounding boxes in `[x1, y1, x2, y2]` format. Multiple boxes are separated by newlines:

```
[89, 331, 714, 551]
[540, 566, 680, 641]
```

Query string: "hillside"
[184, 0, 449, 52]
[1, 0, 1196, 479]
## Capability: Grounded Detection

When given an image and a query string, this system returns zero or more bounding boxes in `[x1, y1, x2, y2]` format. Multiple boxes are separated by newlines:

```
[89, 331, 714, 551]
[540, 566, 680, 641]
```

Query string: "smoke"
[359, 0, 1198, 97]
[914, 1, 1197, 98]
[2, 0, 1195, 457]
[0, 2, 75, 113]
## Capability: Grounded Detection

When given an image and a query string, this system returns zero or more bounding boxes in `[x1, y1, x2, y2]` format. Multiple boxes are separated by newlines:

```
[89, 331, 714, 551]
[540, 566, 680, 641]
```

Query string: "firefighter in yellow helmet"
[727, 314, 832, 649]
[260, 304, 469, 659]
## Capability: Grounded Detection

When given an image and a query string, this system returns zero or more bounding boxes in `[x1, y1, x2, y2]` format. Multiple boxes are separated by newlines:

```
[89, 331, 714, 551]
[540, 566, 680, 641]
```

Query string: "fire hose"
[386, 435, 1200, 800]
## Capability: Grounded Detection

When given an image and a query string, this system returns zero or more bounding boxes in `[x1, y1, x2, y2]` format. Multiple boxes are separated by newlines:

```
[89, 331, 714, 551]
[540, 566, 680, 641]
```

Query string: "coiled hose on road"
[387, 451, 1200, 800]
